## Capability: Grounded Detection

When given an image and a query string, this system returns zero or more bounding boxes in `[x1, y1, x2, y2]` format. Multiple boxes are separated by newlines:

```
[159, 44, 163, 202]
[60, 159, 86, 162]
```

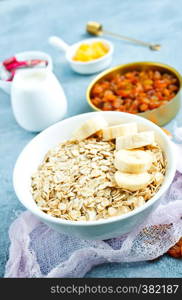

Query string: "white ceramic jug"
[11, 68, 67, 132]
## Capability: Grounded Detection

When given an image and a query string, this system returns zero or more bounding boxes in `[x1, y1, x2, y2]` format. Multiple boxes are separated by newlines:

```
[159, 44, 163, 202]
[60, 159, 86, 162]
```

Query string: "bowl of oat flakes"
[13, 111, 176, 240]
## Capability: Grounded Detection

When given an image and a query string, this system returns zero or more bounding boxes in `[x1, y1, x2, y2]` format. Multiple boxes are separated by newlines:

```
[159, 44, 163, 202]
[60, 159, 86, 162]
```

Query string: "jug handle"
[48, 36, 70, 52]
[0, 80, 11, 94]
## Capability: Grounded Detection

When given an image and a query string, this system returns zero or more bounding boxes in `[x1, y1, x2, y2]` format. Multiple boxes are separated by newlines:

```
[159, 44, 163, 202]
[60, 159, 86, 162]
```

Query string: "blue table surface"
[1, 0, 182, 278]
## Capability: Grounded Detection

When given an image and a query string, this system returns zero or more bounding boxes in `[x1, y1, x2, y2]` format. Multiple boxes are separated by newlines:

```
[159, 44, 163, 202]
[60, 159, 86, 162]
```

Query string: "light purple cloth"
[5, 169, 182, 278]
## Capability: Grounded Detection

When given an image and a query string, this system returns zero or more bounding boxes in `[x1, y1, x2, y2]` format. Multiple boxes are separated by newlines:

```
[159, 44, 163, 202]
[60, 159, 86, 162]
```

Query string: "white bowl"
[49, 36, 113, 75]
[0, 51, 53, 94]
[16, 51, 53, 71]
[13, 112, 176, 240]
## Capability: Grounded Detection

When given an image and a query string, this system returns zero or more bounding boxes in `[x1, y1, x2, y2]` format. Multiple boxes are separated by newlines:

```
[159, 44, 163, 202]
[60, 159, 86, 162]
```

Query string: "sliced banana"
[72, 116, 108, 141]
[114, 171, 152, 191]
[102, 122, 138, 141]
[116, 131, 155, 150]
[114, 149, 153, 173]
[153, 172, 164, 185]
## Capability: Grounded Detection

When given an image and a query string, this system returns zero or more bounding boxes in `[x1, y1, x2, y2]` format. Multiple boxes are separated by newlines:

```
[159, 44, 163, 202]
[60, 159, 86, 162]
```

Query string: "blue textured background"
[0, 0, 182, 277]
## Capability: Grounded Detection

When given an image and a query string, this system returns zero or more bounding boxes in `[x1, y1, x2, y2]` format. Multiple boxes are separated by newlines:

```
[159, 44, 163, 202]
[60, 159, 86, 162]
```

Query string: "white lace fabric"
[5, 169, 182, 278]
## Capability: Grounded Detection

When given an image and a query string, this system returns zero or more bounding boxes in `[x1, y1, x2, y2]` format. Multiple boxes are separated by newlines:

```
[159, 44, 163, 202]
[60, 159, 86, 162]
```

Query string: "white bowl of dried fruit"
[13, 111, 176, 240]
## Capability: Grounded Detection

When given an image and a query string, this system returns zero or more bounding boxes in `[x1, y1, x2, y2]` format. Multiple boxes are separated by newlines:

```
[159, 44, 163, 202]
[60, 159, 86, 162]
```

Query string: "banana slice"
[72, 116, 108, 141]
[116, 131, 155, 150]
[114, 171, 152, 191]
[102, 122, 137, 141]
[114, 149, 153, 173]
[153, 172, 164, 185]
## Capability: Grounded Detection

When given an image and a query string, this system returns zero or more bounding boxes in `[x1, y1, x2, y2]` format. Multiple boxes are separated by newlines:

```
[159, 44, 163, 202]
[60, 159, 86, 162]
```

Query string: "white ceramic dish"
[13, 111, 176, 240]
[0, 50, 53, 94]
[16, 51, 53, 70]
[49, 36, 113, 74]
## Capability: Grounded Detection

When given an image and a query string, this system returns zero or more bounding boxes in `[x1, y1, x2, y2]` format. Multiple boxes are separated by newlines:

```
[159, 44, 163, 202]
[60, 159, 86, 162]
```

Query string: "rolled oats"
[31, 137, 166, 221]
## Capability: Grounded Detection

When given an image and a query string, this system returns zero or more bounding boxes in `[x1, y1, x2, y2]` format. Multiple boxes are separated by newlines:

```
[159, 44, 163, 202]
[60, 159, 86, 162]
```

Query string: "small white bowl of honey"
[49, 36, 114, 74]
